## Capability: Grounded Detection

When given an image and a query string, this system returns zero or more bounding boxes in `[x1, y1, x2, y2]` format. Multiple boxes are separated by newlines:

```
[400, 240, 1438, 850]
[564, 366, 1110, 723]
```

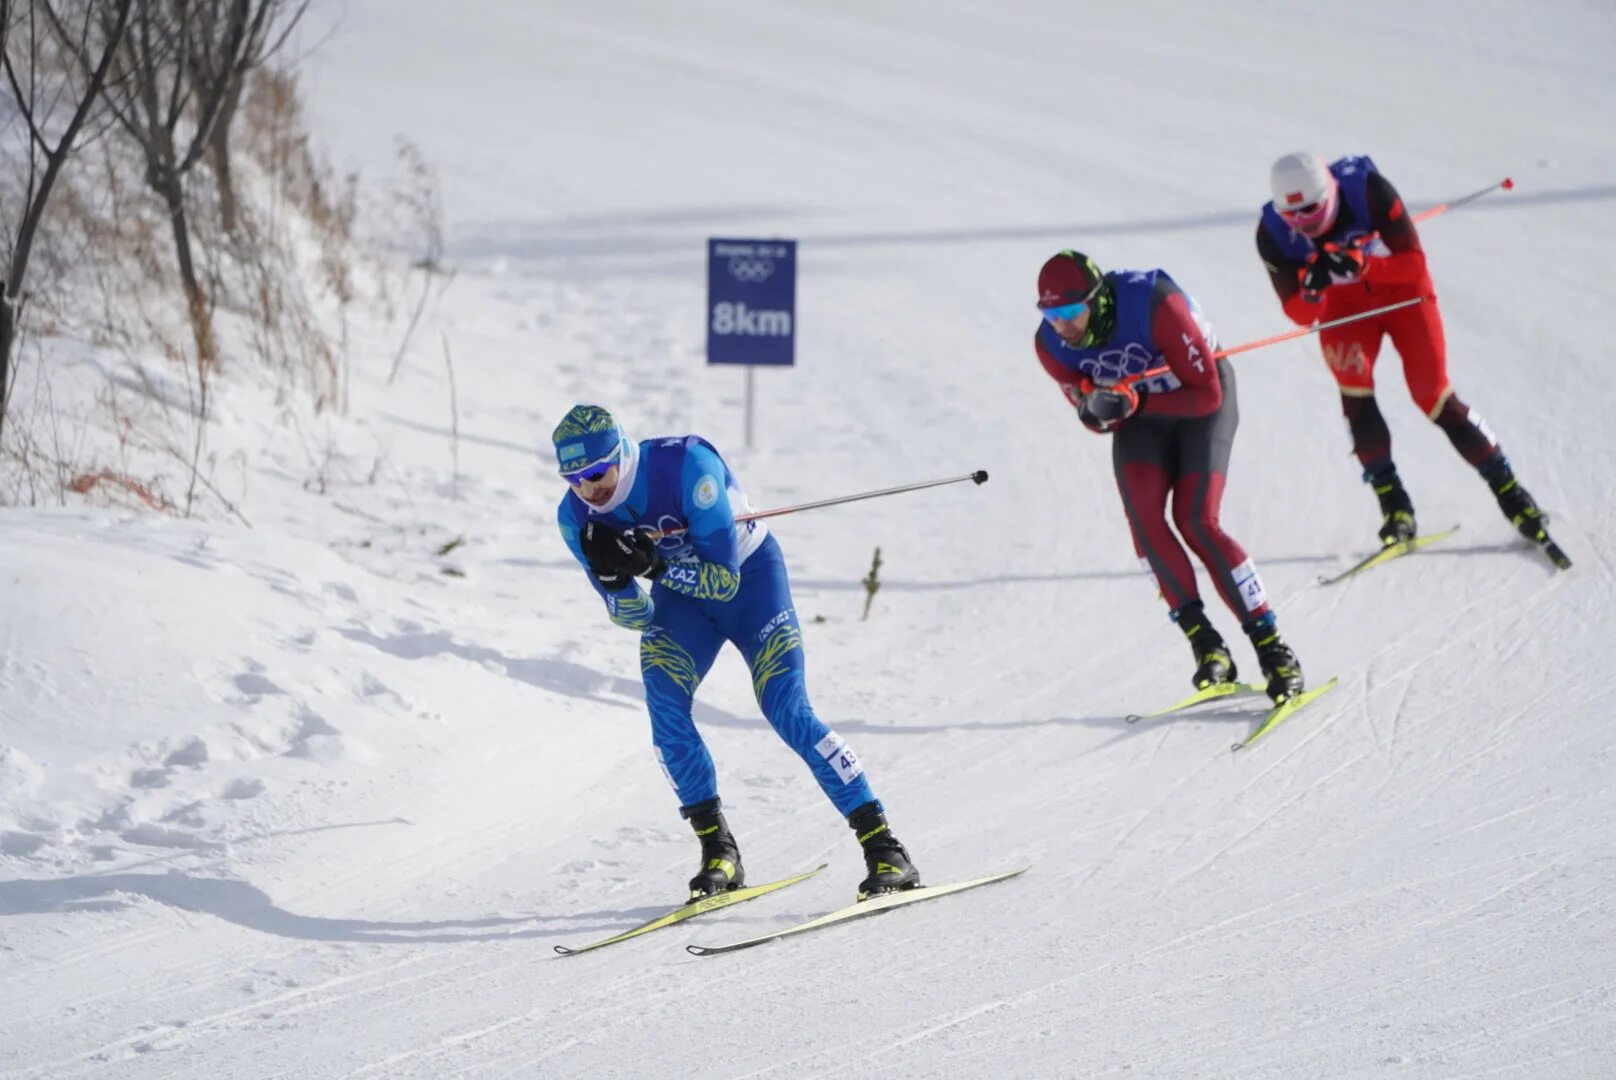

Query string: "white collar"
[591, 437, 640, 515]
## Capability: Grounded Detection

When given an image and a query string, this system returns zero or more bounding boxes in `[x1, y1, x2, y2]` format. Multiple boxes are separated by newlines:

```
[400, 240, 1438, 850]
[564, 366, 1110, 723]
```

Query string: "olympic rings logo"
[728, 257, 775, 283]
[653, 515, 690, 553]
[1086, 342, 1157, 384]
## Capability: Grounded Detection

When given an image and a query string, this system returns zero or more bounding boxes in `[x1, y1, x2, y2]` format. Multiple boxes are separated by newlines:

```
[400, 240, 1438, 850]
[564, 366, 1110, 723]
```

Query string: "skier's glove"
[1077, 382, 1141, 434]
[1299, 259, 1331, 297]
[1320, 244, 1366, 278]
[582, 522, 666, 588]
[1300, 246, 1366, 298]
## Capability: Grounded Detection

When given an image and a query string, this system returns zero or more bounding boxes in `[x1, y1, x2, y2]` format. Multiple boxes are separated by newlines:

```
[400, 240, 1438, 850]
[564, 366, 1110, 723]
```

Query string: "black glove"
[1301, 247, 1366, 297]
[1300, 259, 1333, 297]
[582, 522, 666, 588]
[1077, 383, 1141, 434]
[1320, 246, 1366, 278]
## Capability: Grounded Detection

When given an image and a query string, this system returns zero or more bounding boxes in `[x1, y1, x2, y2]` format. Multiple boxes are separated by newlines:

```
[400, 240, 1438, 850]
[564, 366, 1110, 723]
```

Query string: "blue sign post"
[707, 238, 796, 448]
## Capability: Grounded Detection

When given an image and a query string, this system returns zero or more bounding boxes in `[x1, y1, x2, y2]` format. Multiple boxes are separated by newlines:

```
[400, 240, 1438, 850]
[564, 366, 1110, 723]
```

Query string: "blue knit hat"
[551, 404, 626, 476]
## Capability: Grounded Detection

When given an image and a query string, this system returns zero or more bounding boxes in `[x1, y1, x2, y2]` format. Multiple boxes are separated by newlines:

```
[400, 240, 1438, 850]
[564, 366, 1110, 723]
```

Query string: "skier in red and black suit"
[1034, 250, 1305, 705]
[1257, 152, 1550, 548]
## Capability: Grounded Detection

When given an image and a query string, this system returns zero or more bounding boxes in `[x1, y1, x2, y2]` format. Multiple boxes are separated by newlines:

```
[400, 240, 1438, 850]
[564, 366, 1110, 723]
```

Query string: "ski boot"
[848, 801, 920, 900]
[1245, 614, 1305, 705]
[1174, 600, 1238, 689]
[682, 797, 744, 901]
[1488, 465, 1549, 543]
[1372, 470, 1417, 547]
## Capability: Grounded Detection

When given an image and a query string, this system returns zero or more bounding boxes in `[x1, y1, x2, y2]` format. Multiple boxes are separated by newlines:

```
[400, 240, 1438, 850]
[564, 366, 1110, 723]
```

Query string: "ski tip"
[553, 945, 576, 956]
[686, 942, 738, 956]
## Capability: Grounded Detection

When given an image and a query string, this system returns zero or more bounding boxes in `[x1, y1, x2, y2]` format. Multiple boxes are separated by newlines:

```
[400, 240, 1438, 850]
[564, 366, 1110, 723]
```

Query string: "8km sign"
[707, 239, 795, 367]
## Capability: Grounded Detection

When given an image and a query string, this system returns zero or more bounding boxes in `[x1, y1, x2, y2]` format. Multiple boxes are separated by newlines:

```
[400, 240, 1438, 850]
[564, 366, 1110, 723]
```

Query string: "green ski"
[1230, 676, 1340, 752]
[554, 864, 826, 956]
[686, 868, 1027, 956]
[1319, 526, 1460, 585]
[1126, 681, 1272, 723]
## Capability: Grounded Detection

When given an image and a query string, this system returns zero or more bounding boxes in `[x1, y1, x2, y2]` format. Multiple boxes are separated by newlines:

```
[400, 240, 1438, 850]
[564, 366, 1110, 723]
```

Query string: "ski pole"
[1333, 176, 1516, 252]
[1413, 176, 1513, 223]
[649, 470, 990, 539]
[1214, 297, 1426, 360]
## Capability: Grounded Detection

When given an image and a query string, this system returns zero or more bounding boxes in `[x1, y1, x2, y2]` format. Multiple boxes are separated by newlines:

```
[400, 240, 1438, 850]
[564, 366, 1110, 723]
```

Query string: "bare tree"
[188, 0, 306, 233]
[92, 0, 258, 372]
[0, 0, 133, 438]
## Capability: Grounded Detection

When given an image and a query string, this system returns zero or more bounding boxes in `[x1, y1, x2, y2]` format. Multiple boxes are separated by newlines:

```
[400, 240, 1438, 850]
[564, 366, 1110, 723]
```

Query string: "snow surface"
[5, 2, 1616, 1077]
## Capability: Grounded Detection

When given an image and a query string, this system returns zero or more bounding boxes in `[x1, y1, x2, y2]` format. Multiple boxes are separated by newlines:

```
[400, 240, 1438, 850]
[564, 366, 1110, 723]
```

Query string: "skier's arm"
[1257, 222, 1321, 326]
[558, 500, 655, 632]
[1035, 333, 1090, 409]
[1357, 171, 1429, 288]
[655, 444, 742, 603]
[1135, 277, 1222, 419]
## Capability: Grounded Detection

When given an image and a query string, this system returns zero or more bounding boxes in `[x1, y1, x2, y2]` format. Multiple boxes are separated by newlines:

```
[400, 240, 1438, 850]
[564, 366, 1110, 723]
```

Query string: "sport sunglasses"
[1040, 300, 1091, 323]
[561, 449, 622, 486]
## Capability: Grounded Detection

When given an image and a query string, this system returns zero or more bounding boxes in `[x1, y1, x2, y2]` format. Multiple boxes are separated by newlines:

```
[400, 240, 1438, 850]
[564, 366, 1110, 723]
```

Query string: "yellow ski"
[554, 864, 826, 956]
[1231, 677, 1340, 752]
[1126, 681, 1272, 723]
[1319, 526, 1460, 585]
[686, 868, 1027, 956]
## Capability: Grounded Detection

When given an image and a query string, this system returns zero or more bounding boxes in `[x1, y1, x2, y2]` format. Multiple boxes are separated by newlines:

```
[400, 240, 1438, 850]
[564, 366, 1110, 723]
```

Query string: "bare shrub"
[1, 0, 134, 439]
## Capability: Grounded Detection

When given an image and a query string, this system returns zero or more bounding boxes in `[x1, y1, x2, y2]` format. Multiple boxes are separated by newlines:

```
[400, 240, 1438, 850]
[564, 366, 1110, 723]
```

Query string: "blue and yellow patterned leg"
[640, 606, 724, 807]
[744, 606, 877, 816]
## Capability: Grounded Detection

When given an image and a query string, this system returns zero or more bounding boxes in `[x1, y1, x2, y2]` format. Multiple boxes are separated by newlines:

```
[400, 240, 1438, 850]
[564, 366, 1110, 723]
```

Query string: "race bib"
[1231, 559, 1269, 612]
[815, 731, 865, 784]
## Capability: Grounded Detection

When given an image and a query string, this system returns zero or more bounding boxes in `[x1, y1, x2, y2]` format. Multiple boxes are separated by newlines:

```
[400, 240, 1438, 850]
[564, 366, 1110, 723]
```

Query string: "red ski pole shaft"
[1413, 176, 1513, 223]
[1324, 176, 1516, 253]
[1214, 297, 1426, 359]
[648, 469, 990, 540]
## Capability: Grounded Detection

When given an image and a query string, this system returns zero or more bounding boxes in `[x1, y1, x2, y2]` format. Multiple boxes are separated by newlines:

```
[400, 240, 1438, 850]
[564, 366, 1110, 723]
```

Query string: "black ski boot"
[848, 801, 920, 900]
[1372, 470, 1417, 547]
[1174, 600, 1238, 690]
[1245, 615, 1305, 705]
[682, 798, 743, 901]
[1487, 465, 1549, 542]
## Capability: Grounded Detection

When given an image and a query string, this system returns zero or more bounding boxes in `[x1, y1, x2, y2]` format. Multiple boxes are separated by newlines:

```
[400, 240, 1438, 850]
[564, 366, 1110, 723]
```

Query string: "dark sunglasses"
[562, 453, 620, 486]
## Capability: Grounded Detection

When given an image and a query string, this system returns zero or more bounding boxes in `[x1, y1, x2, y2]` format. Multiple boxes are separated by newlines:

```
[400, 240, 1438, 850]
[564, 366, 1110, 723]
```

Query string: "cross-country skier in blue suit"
[552, 403, 920, 902]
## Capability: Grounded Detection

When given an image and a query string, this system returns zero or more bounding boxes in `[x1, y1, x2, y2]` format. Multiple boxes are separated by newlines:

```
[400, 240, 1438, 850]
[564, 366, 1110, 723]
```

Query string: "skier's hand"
[1077, 383, 1140, 434]
[625, 529, 668, 580]
[1302, 246, 1366, 298]
[1319, 245, 1366, 279]
[582, 522, 666, 587]
[1299, 257, 1333, 298]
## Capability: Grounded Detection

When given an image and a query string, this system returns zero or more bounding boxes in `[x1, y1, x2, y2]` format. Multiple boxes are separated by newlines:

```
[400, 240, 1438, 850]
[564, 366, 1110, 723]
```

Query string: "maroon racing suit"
[1036, 270, 1273, 628]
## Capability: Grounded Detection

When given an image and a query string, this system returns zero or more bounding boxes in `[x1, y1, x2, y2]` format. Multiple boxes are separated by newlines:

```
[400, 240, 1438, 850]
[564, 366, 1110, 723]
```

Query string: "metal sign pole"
[744, 367, 756, 450]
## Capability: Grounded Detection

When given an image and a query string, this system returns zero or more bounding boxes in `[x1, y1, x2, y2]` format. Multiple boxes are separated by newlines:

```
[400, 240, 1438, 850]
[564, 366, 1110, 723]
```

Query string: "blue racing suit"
[557, 434, 876, 816]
